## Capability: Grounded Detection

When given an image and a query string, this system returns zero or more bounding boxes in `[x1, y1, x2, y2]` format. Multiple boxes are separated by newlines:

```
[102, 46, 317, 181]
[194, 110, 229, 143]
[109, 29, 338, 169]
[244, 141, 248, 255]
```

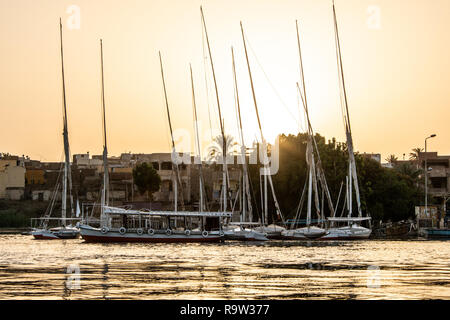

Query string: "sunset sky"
[0, 0, 449, 162]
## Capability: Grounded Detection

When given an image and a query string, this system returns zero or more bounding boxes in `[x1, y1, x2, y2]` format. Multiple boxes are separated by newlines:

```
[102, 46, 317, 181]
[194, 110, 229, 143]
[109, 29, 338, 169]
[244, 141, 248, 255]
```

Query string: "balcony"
[428, 187, 447, 196]
[428, 167, 448, 178]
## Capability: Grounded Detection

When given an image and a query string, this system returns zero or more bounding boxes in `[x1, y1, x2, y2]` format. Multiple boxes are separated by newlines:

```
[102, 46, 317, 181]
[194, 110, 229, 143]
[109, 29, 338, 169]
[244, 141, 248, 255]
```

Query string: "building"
[73, 153, 103, 169]
[362, 153, 381, 163]
[3, 151, 247, 213]
[0, 156, 25, 200]
[25, 169, 46, 185]
[418, 151, 450, 227]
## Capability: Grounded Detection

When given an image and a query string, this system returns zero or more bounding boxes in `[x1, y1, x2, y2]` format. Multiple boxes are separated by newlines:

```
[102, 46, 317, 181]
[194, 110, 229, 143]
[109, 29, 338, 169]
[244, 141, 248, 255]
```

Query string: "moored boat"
[252, 224, 286, 240]
[79, 206, 230, 243]
[317, 2, 373, 240]
[32, 225, 79, 240]
[31, 19, 80, 240]
[278, 20, 336, 242]
[321, 225, 371, 240]
[223, 223, 269, 241]
[322, 217, 372, 240]
[282, 226, 328, 240]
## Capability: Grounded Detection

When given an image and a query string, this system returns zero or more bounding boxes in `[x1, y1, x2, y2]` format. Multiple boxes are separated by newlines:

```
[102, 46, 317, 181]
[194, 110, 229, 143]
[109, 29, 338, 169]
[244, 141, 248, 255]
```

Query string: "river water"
[0, 235, 448, 299]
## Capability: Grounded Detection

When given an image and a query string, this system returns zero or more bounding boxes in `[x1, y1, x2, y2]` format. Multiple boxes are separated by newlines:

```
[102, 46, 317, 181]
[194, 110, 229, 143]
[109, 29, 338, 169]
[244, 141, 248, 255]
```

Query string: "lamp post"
[423, 134, 436, 229]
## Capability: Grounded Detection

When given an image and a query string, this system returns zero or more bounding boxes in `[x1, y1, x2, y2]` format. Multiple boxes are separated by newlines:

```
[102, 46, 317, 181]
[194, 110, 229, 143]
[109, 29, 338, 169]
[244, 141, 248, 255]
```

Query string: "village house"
[418, 151, 450, 227]
[0, 156, 26, 200]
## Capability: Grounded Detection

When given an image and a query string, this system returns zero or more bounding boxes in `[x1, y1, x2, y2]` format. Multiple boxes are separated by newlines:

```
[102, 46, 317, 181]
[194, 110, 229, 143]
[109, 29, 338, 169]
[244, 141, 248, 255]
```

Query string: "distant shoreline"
[0, 228, 30, 234]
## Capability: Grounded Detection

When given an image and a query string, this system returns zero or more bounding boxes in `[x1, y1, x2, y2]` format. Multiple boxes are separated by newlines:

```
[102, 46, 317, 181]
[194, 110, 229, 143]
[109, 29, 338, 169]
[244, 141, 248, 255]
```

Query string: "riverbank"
[0, 200, 49, 228]
[0, 228, 30, 234]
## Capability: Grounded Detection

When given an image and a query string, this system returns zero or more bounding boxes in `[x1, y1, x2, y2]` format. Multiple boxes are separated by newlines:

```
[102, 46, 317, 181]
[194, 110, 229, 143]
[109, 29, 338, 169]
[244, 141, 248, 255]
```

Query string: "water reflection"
[0, 235, 449, 299]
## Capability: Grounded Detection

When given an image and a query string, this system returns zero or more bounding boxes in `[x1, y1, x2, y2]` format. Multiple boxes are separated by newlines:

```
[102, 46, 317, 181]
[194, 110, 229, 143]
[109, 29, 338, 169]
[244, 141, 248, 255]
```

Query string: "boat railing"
[31, 217, 82, 229]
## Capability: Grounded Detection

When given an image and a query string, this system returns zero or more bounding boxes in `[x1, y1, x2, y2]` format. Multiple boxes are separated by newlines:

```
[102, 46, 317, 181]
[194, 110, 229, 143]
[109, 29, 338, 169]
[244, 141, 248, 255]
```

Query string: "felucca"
[32, 19, 80, 240]
[222, 47, 268, 241]
[281, 21, 332, 240]
[321, 2, 371, 240]
[239, 21, 287, 239]
[200, 8, 267, 241]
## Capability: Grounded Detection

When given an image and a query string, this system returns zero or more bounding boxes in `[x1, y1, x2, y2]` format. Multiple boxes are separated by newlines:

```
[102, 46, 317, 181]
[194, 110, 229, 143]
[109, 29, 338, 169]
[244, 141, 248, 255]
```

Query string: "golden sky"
[0, 0, 449, 162]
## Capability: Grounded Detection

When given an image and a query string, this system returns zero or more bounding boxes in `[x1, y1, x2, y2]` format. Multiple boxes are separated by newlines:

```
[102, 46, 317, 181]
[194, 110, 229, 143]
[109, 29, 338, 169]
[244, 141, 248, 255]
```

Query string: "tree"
[253, 133, 423, 223]
[207, 134, 239, 162]
[409, 147, 423, 161]
[385, 154, 398, 164]
[132, 162, 161, 200]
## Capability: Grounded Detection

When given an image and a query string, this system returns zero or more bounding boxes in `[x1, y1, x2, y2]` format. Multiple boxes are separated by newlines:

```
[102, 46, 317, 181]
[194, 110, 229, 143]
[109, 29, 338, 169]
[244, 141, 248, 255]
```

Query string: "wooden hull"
[79, 225, 223, 243]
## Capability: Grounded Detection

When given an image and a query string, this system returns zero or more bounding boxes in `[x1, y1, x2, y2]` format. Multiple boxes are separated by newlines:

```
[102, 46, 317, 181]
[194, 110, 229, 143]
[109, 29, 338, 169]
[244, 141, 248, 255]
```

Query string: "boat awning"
[327, 217, 371, 222]
[103, 206, 232, 218]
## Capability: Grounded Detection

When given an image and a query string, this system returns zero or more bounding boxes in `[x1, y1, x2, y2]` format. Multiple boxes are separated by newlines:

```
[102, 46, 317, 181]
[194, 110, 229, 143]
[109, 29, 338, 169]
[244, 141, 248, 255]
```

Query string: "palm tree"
[207, 134, 239, 163]
[409, 147, 423, 161]
[385, 154, 398, 164]
[395, 162, 422, 181]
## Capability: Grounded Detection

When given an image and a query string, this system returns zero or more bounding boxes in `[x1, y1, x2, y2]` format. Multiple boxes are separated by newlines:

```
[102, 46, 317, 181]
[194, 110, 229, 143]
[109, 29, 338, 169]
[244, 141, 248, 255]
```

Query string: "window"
[161, 162, 172, 170]
[151, 162, 159, 170]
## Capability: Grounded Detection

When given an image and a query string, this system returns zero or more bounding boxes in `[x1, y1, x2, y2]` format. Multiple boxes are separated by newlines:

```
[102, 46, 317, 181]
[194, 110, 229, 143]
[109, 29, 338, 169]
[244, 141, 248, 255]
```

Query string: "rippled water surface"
[0, 235, 449, 299]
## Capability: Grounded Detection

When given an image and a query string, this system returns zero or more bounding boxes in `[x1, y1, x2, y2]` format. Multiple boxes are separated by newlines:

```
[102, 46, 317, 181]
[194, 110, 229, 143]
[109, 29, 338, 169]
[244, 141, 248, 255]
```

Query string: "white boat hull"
[252, 224, 286, 239]
[321, 225, 371, 240]
[223, 227, 268, 241]
[32, 227, 80, 240]
[281, 226, 327, 240]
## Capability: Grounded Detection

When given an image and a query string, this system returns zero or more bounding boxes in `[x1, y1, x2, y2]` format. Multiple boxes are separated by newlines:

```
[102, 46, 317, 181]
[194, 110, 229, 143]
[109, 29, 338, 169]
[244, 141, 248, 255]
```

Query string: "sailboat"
[281, 111, 328, 240]
[200, 6, 229, 217]
[281, 20, 332, 240]
[321, 2, 371, 240]
[79, 43, 230, 242]
[31, 19, 80, 240]
[238, 21, 287, 239]
[200, 8, 266, 241]
[221, 47, 268, 241]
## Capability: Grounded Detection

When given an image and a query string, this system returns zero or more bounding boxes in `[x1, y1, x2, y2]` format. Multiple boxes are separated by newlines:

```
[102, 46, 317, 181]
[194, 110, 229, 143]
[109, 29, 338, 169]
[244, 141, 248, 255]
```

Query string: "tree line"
[248, 133, 424, 224]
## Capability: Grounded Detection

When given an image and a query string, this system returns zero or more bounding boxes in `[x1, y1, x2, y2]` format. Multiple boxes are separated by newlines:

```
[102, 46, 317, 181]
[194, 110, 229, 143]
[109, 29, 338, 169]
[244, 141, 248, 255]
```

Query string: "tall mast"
[240, 21, 284, 226]
[306, 154, 313, 227]
[190, 64, 207, 212]
[240, 21, 267, 225]
[200, 6, 227, 212]
[297, 19, 314, 227]
[240, 22, 264, 144]
[158, 52, 185, 211]
[231, 47, 252, 222]
[100, 39, 109, 224]
[295, 20, 335, 219]
[332, 1, 362, 217]
[59, 18, 72, 224]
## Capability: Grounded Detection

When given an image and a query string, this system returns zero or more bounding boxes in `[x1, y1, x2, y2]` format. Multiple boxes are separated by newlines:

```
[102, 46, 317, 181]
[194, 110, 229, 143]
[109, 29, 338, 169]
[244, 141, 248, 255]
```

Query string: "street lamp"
[423, 134, 437, 229]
